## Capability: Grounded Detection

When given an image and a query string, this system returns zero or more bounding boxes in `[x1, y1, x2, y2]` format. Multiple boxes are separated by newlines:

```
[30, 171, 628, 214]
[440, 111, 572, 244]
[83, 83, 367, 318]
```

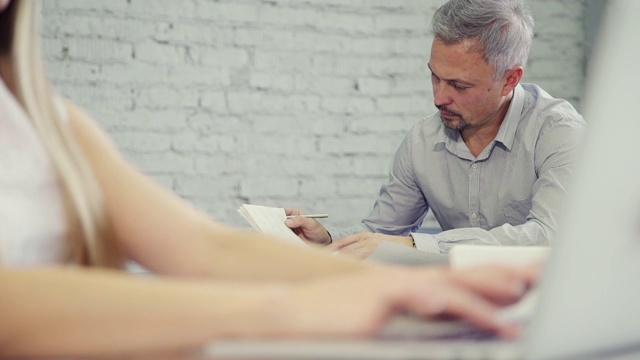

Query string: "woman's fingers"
[446, 264, 541, 305]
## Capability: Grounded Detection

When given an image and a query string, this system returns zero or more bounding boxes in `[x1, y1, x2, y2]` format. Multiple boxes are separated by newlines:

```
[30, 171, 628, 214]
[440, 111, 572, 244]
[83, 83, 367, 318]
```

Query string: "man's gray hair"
[431, 0, 535, 81]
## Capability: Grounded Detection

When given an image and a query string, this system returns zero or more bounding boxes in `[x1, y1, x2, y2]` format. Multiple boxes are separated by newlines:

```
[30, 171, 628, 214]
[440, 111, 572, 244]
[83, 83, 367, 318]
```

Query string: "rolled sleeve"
[410, 232, 441, 253]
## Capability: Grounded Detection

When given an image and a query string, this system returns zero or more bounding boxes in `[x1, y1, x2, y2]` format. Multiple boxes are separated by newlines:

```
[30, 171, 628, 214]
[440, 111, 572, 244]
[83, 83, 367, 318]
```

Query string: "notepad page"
[450, 245, 550, 269]
[237, 206, 260, 231]
[237, 204, 305, 246]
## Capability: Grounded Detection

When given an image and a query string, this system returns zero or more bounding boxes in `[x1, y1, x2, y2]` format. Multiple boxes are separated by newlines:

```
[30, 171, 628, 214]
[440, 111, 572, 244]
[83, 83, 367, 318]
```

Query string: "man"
[286, 0, 585, 257]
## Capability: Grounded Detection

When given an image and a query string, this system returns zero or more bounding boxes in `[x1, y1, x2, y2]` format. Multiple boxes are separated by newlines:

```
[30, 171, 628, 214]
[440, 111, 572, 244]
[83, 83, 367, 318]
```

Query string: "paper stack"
[237, 204, 305, 246]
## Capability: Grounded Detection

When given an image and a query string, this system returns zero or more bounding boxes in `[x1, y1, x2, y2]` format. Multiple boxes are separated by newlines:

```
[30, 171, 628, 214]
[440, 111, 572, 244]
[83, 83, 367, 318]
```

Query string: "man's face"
[429, 39, 510, 132]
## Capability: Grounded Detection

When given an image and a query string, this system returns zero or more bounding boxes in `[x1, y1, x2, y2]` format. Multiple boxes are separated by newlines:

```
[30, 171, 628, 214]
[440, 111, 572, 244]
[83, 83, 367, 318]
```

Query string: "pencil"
[286, 214, 329, 219]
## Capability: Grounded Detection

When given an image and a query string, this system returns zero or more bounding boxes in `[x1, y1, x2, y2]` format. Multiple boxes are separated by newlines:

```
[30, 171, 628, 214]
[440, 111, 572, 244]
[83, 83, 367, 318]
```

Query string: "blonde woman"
[0, 0, 536, 357]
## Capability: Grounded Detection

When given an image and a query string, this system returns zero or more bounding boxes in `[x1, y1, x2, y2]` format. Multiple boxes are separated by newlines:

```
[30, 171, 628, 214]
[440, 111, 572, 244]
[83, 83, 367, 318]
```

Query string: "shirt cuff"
[410, 232, 440, 254]
[326, 228, 339, 243]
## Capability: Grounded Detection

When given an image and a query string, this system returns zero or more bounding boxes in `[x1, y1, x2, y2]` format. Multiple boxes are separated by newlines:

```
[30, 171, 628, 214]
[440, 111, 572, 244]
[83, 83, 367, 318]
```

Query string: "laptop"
[204, 1, 640, 359]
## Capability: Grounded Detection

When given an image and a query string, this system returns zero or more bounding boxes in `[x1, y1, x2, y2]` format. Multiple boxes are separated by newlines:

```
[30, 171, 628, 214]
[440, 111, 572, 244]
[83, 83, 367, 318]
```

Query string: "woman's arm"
[65, 101, 370, 280]
[0, 264, 535, 357]
[0, 267, 282, 357]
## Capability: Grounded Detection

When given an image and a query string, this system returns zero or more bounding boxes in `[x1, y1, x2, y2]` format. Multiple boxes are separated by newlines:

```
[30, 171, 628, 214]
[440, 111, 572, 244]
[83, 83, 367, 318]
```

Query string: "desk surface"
[44, 342, 640, 360]
[37, 317, 640, 360]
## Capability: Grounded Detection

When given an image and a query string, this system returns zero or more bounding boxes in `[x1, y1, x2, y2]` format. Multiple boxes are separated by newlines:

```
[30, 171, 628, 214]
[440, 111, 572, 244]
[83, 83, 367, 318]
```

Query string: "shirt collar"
[433, 84, 526, 154]
[494, 84, 525, 151]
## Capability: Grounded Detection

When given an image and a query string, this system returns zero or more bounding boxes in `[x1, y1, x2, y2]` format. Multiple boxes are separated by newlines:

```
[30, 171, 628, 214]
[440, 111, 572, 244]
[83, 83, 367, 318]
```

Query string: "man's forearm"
[327, 223, 369, 243]
[425, 222, 548, 253]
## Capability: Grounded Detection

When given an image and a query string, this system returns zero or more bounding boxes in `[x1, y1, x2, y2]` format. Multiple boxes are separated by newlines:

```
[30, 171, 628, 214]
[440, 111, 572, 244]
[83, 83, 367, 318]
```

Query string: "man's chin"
[440, 116, 466, 130]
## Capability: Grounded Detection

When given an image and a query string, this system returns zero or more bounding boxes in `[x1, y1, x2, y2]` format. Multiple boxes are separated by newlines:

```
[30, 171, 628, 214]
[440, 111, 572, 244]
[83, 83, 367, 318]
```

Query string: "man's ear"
[501, 66, 524, 96]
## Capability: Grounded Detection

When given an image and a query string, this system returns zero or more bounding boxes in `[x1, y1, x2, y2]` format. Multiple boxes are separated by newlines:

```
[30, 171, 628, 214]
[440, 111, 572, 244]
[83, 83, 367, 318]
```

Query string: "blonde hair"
[3, 0, 123, 267]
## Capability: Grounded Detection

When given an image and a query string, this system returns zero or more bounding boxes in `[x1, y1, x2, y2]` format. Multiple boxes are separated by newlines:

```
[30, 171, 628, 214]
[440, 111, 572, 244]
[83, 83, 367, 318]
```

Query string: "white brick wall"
[41, 0, 588, 228]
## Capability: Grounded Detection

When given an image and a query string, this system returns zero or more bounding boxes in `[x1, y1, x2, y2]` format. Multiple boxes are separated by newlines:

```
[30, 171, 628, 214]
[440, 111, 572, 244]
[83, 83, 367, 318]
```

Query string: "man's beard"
[438, 106, 467, 131]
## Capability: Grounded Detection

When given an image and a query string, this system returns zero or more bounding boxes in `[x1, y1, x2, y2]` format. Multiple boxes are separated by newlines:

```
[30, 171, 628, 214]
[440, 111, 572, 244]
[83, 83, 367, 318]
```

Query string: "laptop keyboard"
[379, 315, 499, 342]
[379, 288, 539, 343]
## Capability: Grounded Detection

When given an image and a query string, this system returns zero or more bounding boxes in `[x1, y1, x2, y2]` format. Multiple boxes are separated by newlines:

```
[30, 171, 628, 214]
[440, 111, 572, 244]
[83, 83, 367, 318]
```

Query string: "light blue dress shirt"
[329, 84, 586, 253]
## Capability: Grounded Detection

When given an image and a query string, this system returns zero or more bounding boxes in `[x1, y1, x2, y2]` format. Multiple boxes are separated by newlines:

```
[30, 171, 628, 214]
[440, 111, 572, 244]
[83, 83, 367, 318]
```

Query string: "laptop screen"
[526, 1, 640, 359]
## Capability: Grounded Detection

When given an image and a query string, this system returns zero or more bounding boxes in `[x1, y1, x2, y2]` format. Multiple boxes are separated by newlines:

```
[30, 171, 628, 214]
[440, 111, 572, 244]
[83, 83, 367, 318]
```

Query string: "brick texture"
[42, 0, 588, 228]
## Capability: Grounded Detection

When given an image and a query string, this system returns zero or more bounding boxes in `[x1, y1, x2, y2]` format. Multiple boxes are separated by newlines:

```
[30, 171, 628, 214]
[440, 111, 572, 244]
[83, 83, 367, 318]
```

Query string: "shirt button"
[471, 163, 478, 169]
[471, 212, 478, 220]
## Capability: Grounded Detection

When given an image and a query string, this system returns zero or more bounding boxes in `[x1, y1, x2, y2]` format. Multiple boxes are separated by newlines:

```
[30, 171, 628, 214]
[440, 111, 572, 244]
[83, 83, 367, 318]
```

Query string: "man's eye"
[451, 83, 468, 91]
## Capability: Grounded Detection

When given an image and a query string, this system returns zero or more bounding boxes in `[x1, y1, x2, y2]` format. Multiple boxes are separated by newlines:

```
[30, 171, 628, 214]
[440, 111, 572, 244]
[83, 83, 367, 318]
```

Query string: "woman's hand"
[272, 263, 540, 339]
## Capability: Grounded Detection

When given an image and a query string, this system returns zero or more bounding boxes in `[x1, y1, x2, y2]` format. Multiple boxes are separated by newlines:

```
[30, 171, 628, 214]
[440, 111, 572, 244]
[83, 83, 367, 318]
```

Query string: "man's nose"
[433, 83, 453, 107]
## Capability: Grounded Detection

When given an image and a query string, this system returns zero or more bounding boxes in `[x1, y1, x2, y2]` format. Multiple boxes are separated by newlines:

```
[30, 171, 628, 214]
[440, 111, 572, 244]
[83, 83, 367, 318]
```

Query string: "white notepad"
[237, 204, 305, 246]
[449, 244, 550, 269]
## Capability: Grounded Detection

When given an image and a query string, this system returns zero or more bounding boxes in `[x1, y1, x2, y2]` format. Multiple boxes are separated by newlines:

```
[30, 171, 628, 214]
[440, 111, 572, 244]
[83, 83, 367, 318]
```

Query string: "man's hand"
[284, 207, 332, 246]
[327, 232, 414, 259]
